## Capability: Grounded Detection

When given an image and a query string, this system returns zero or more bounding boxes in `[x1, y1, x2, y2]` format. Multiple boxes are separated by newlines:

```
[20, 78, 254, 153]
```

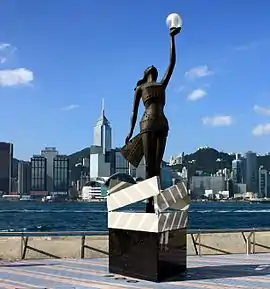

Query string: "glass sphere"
[166, 13, 182, 29]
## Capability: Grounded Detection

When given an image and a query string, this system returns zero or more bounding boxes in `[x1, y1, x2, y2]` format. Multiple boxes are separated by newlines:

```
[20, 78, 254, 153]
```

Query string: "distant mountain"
[12, 147, 270, 181]
[171, 147, 235, 175]
[68, 147, 90, 167]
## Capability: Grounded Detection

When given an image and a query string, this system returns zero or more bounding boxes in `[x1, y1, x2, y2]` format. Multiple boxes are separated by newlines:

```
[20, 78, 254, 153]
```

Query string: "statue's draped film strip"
[107, 176, 190, 233]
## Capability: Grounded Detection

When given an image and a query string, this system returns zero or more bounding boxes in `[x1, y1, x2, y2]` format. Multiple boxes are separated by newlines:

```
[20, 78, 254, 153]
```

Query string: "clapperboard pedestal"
[107, 176, 190, 283]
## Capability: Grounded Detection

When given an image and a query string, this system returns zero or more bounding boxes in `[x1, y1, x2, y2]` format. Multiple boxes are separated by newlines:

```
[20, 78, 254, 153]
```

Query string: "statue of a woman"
[120, 27, 181, 213]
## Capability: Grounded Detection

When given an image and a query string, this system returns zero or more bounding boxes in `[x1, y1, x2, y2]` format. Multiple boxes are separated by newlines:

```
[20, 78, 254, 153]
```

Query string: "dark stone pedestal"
[109, 228, 187, 282]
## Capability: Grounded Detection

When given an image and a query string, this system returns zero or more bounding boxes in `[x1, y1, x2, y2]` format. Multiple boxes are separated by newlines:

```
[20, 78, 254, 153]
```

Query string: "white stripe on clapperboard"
[137, 213, 150, 231]
[168, 187, 177, 203]
[110, 212, 122, 228]
[135, 178, 160, 201]
[124, 213, 135, 229]
[108, 177, 160, 212]
[170, 211, 178, 230]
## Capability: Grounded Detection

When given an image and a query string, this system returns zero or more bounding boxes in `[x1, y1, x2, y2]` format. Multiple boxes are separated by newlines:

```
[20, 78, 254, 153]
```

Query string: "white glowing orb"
[166, 13, 182, 29]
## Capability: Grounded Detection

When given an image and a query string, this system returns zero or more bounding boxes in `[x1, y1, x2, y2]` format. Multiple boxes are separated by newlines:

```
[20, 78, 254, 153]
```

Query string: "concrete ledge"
[1, 230, 270, 261]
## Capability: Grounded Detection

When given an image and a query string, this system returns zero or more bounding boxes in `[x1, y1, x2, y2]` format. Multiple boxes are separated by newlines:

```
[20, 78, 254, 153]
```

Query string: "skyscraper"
[0, 142, 13, 193]
[17, 161, 31, 195]
[93, 99, 112, 154]
[53, 155, 69, 197]
[232, 154, 244, 184]
[258, 166, 268, 198]
[245, 151, 257, 193]
[41, 147, 58, 192]
[30, 155, 47, 192]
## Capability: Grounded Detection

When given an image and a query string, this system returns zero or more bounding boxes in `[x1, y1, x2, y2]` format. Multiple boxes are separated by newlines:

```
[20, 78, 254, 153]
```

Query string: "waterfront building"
[17, 161, 31, 195]
[245, 151, 258, 193]
[93, 99, 112, 154]
[41, 147, 58, 193]
[52, 155, 70, 198]
[30, 155, 47, 191]
[191, 175, 225, 199]
[110, 148, 129, 175]
[160, 164, 173, 189]
[81, 177, 108, 201]
[0, 142, 13, 194]
[129, 157, 146, 180]
[89, 99, 149, 180]
[89, 100, 112, 178]
[30, 155, 48, 199]
[258, 165, 268, 198]
[89, 145, 111, 178]
[168, 152, 184, 166]
[232, 154, 244, 183]
[233, 183, 247, 196]
[82, 158, 89, 168]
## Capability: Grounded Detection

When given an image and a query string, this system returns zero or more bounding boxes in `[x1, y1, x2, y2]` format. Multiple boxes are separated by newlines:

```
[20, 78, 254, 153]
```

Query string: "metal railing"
[0, 228, 270, 260]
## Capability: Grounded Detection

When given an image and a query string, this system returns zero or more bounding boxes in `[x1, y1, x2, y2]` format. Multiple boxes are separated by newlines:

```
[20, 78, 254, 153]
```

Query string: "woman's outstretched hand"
[170, 27, 181, 37]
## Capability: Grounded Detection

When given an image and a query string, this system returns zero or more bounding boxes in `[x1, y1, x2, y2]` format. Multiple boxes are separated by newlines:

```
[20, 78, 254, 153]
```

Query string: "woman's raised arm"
[161, 28, 180, 89]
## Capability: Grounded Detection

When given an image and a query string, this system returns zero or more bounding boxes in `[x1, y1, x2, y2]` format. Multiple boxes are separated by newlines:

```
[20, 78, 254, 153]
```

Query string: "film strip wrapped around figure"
[107, 176, 190, 233]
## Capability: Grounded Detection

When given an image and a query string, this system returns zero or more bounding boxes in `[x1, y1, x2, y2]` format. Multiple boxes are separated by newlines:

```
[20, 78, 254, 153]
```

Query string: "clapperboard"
[107, 177, 190, 233]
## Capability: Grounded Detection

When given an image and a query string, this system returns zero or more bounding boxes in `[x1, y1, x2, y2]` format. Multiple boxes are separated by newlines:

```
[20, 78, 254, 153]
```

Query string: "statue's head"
[135, 65, 158, 90]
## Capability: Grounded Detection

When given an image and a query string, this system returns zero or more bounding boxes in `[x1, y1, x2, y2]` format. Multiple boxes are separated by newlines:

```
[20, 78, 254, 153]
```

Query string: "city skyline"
[1, 1, 270, 160]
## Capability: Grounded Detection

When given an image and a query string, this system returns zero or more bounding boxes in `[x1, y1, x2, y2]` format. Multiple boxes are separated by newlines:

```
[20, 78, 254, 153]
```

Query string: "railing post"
[198, 231, 201, 256]
[20, 232, 23, 259]
[81, 235, 85, 259]
[21, 236, 29, 260]
[246, 231, 253, 255]
[252, 229, 255, 254]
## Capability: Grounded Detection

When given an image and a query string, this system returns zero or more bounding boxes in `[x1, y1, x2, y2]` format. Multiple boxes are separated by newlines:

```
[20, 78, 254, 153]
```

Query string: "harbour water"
[0, 201, 270, 232]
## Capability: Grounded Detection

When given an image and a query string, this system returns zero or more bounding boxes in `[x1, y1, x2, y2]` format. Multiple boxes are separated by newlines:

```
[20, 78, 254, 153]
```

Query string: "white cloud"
[234, 41, 258, 52]
[185, 65, 213, 79]
[253, 105, 270, 116]
[252, 123, 270, 136]
[61, 104, 79, 111]
[0, 43, 17, 64]
[202, 115, 233, 127]
[0, 43, 11, 50]
[0, 68, 33, 86]
[187, 89, 207, 101]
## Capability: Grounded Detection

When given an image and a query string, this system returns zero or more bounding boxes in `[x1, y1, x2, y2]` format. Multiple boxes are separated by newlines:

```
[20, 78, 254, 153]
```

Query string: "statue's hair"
[134, 65, 158, 90]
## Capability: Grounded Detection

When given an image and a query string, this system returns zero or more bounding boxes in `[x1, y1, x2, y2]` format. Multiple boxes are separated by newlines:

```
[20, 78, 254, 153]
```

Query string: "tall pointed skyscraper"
[93, 99, 112, 153]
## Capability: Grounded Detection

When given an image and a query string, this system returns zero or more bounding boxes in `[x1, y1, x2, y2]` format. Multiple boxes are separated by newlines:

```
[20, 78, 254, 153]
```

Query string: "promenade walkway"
[0, 254, 270, 288]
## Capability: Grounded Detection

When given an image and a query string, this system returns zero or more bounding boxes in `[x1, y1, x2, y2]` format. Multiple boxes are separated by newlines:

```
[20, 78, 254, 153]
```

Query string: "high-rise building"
[258, 166, 268, 198]
[30, 155, 47, 191]
[232, 154, 244, 183]
[89, 146, 111, 179]
[0, 142, 13, 193]
[245, 151, 257, 193]
[17, 161, 31, 195]
[110, 148, 129, 175]
[93, 99, 112, 154]
[53, 155, 69, 197]
[41, 147, 58, 193]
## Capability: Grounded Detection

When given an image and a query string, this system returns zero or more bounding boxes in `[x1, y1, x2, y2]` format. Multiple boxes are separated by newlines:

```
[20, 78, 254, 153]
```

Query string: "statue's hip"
[140, 111, 169, 135]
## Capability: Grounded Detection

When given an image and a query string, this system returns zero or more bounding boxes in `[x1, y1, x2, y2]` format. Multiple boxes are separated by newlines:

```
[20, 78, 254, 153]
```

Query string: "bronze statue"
[120, 26, 181, 213]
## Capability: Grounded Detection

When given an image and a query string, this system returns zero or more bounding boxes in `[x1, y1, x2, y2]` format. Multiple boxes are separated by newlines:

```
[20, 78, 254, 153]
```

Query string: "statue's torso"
[140, 82, 169, 135]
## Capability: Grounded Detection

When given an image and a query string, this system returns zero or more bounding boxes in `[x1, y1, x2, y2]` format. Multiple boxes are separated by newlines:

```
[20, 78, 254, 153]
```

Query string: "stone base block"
[109, 228, 187, 282]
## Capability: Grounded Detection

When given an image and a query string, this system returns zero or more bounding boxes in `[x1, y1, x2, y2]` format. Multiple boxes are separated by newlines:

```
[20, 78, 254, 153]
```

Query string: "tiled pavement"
[0, 254, 270, 288]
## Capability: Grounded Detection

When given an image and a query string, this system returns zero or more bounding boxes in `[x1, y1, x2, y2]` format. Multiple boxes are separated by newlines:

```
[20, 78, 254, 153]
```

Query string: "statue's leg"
[142, 131, 157, 213]
[156, 135, 167, 175]
[142, 131, 157, 179]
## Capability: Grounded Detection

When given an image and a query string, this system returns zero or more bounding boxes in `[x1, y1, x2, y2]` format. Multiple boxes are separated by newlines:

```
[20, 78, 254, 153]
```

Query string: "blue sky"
[1, 0, 270, 160]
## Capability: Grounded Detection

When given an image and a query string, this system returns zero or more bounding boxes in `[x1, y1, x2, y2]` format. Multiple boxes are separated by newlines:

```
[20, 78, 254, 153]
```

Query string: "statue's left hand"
[170, 27, 181, 37]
